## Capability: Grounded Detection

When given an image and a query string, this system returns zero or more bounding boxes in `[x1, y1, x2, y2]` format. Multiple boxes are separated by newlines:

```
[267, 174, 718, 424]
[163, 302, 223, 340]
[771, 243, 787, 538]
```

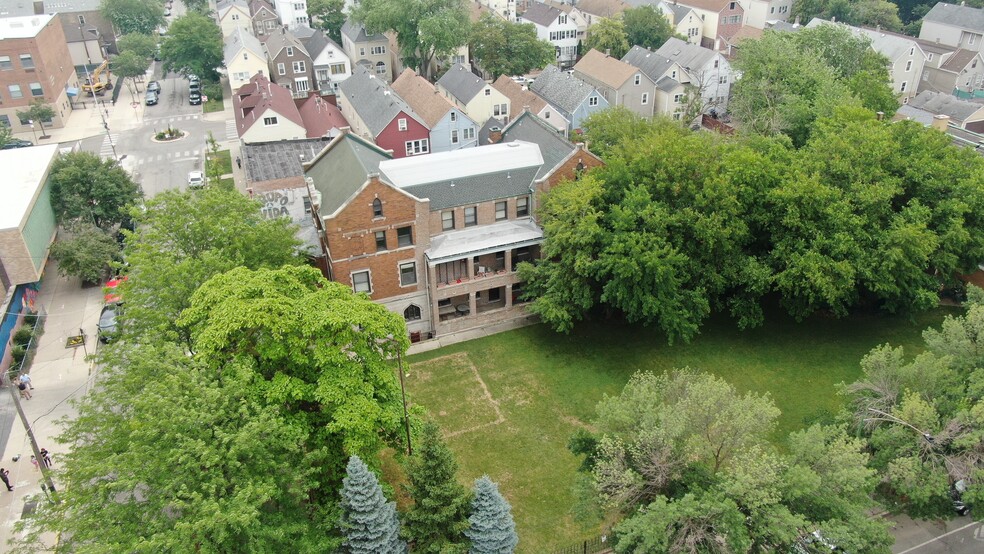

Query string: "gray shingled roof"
[224, 26, 265, 64]
[654, 37, 716, 73]
[924, 2, 984, 33]
[403, 167, 541, 211]
[341, 19, 386, 42]
[478, 117, 505, 145]
[339, 65, 427, 137]
[294, 26, 328, 58]
[655, 75, 681, 92]
[622, 45, 675, 85]
[436, 63, 488, 104]
[528, 65, 596, 117]
[520, 1, 562, 27]
[500, 112, 574, 180]
[909, 90, 984, 122]
[666, 2, 693, 22]
[305, 133, 393, 215]
[41, 0, 102, 12]
[244, 138, 333, 182]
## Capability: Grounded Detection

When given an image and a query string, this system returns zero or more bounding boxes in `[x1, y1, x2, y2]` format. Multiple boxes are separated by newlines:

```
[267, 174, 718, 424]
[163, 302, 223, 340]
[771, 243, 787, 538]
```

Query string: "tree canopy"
[49, 151, 141, 229]
[623, 5, 682, 51]
[469, 13, 555, 79]
[100, 0, 165, 35]
[160, 12, 224, 80]
[792, 0, 904, 31]
[116, 32, 157, 60]
[353, 0, 470, 81]
[584, 18, 630, 60]
[308, 0, 346, 43]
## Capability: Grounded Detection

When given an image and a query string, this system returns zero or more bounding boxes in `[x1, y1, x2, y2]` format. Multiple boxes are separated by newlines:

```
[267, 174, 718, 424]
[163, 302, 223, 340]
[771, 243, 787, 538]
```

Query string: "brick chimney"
[932, 114, 951, 132]
[489, 126, 502, 144]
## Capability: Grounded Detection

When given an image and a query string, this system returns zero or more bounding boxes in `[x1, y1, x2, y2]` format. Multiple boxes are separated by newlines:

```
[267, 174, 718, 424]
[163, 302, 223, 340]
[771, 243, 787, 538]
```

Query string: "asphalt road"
[890, 514, 984, 553]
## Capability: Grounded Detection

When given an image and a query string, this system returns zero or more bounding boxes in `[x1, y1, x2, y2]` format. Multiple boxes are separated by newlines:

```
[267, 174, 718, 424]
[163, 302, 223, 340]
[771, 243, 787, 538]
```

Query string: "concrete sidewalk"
[0, 265, 106, 550]
[407, 314, 539, 356]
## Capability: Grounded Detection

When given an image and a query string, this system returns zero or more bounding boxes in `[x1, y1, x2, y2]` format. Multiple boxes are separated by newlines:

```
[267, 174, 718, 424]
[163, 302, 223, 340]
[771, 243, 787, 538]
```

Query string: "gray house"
[920, 2, 984, 53]
[249, 0, 281, 37]
[262, 27, 314, 95]
[392, 68, 479, 153]
[340, 19, 392, 84]
[573, 48, 656, 118]
[528, 65, 609, 132]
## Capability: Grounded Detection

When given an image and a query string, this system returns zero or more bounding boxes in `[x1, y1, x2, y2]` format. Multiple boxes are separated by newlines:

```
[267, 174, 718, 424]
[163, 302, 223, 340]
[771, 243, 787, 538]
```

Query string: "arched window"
[404, 304, 421, 321]
[372, 198, 383, 217]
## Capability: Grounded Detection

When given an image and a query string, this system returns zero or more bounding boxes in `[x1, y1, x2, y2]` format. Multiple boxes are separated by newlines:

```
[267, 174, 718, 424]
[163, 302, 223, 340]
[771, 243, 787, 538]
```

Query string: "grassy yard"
[207, 149, 232, 175]
[403, 306, 958, 553]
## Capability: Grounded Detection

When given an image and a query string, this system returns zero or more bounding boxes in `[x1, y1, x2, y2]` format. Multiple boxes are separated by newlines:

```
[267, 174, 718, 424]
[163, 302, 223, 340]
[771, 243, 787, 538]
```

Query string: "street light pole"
[6, 373, 57, 495]
[396, 348, 412, 456]
[27, 120, 37, 144]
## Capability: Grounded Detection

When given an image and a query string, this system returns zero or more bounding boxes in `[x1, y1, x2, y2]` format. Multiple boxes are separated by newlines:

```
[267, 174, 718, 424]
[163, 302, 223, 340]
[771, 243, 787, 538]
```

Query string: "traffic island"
[152, 126, 186, 143]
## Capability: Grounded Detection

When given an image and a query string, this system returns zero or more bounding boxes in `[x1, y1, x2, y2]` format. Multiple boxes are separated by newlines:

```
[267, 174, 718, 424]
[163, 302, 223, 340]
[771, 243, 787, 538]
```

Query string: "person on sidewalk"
[30, 456, 38, 472]
[18, 381, 31, 400]
[0, 468, 12, 491]
[40, 449, 52, 468]
[19, 372, 33, 390]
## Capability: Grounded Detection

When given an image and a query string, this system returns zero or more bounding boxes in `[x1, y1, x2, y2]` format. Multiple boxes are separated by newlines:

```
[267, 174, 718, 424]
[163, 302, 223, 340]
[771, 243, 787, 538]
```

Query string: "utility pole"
[83, 63, 118, 161]
[396, 349, 412, 456]
[6, 373, 56, 494]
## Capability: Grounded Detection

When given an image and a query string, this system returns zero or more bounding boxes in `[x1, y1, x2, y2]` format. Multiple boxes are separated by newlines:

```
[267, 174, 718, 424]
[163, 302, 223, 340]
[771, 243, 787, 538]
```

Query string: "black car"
[189, 91, 202, 105]
[0, 139, 32, 149]
[97, 304, 118, 343]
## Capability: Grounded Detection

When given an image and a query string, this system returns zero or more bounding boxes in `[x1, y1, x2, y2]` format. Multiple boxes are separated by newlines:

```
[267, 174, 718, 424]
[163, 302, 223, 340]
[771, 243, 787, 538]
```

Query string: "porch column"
[467, 257, 475, 280]
[428, 264, 439, 334]
[505, 283, 513, 308]
[469, 291, 477, 316]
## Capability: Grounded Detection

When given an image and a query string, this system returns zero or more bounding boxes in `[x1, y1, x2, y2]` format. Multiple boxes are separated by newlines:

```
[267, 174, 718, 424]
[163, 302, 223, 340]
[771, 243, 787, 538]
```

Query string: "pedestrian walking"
[19, 372, 33, 390]
[17, 381, 30, 400]
[235, 156, 242, 169]
[0, 468, 12, 491]
[40, 449, 52, 468]
[29, 456, 38, 472]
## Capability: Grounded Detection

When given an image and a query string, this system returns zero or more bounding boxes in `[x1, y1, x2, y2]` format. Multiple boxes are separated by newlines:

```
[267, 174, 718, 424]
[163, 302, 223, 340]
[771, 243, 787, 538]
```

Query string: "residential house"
[295, 26, 352, 94]
[922, 47, 984, 93]
[623, 38, 734, 117]
[519, 1, 579, 68]
[807, 18, 927, 102]
[436, 63, 512, 125]
[233, 73, 349, 143]
[263, 27, 315, 95]
[894, 101, 984, 153]
[492, 74, 569, 134]
[303, 119, 604, 339]
[217, 0, 253, 37]
[0, 15, 80, 132]
[656, 0, 704, 45]
[340, 19, 392, 83]
[574, 0, 630, 26]
[273, 0, 309, 29]
[337, 65, 431, 158]
[224, 26, 268, 92]
[542, 0, 589, 41]
[737, 0, 792, 28]
[528, 64, 609, 131]
[0, 144, 58, 289]
[673, 0, 745, 50]
[392, 68, 479, 152]
[42, 0, 117, 66]
[476, 0, 520, 22]
[907, 90, 984, 132]
[920, 2, 984, 53]
[249, 0, 281, 37]
[574, 48, 656, 118]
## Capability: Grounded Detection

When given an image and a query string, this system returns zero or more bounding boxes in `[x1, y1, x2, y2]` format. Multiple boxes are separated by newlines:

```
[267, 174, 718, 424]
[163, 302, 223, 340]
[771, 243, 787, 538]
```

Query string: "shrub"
[12, 327, 33, 347]
[10, 345, 26, 365]
[23, 312, 39, 327]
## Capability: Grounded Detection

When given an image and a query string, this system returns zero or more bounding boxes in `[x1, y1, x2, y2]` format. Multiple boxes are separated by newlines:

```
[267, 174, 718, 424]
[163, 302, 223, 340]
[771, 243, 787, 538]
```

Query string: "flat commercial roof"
[0, 14, 54, 39]
[378, 141, 543, 188]
[0, 145, 59, 230]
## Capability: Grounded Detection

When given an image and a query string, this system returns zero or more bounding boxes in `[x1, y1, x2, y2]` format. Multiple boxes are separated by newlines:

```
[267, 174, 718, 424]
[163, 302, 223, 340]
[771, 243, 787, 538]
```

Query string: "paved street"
[890, 514, 984, 553]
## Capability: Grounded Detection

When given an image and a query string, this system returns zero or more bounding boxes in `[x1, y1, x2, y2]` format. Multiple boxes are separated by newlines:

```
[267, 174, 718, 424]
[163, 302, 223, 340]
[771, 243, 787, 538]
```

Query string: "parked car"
[953, 480, 971, 516]
[187, 171, 204, 188]
[147, 81, 161, 93]
[0, 139, 32, 150]
[145, 90, 159, 106]
[189, 80, 201, 93]
[97, 304, 118, 343]
[189, 90, 202, 105]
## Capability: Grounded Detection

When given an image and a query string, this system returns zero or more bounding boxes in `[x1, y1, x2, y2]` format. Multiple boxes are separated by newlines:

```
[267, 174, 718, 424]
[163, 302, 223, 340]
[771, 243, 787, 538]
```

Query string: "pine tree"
[403, 422, 471, 553]
[464, 476, 518, 554]
[338, 455, 408, 554]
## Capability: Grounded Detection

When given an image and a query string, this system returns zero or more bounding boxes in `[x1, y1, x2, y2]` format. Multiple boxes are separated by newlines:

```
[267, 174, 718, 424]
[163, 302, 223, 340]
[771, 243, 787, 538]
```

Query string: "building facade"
[920, 2, 984, 53]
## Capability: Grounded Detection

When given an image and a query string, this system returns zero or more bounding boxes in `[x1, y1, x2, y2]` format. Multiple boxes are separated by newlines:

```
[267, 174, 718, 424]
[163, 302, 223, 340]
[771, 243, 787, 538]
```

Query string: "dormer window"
[287, 46, 294, 57]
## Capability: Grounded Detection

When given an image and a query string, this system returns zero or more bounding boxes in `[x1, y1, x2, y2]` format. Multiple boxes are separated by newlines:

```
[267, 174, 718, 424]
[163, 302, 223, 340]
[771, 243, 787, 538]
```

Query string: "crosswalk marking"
[225, 120, 238, 141]
[132, 149, 204, 167]
[99, 134, 120, 160]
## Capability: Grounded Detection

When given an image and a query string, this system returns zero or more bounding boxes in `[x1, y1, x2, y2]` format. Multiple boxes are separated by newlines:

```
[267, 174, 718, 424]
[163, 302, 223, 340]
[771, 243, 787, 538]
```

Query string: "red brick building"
[304, 112, 603, 340]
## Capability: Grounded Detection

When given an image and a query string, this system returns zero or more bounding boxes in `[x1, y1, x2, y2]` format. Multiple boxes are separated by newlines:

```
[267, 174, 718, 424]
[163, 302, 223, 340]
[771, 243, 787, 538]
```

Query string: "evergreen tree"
[339, 455, 408, 554]
[403, 422, 471, 553]
[465, 477, 518, 554]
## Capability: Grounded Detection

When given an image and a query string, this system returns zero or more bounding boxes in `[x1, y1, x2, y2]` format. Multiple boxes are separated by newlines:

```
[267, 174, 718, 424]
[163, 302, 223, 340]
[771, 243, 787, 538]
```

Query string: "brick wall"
[426, 196, 531, 236]
[0, 18, 76, 130]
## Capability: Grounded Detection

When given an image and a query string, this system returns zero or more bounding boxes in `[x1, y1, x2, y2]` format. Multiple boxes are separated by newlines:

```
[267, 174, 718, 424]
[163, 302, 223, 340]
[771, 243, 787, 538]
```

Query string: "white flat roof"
[0, 145, 59, 230]
[0, 14, 54, 39]
[378, 141, 544, 188]
[425, 218, 543, 266]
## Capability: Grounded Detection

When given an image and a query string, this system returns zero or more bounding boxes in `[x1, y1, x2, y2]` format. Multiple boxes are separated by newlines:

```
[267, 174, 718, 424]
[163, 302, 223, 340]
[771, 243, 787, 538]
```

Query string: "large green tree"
[468, 13, 555, 79]
[177, 265, 411, 488]
[353, 0, 470, 81]
[116, 32, 157, 60]
[465, 477, 518, 554]
[119, 185, 300, 341]
[584, 18, 630, 59]
[792, 0, 903, 31]
[49, 151, 141, 229]
[339, 455, 408, 554]
[623, 5, 681, 51]
[112, 50, 150, 100]
[49, 222, 119, 283]
[308, 0, 346, 43]
[160, 12, 223, 80]
[12, 342, 323, 552]
[16, 100, 56, 138]
[100, 0, 165, 35]
[403, 422, 471, 553]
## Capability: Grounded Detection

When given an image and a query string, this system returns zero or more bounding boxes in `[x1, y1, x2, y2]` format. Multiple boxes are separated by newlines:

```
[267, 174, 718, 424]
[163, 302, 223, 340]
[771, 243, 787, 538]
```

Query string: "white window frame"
[293, 61, 306, 73]
[278, 63, 286, 76]
[351, 270, 371, 293]
[905, 60, 912, 72]
[442, 210, 454, 231]
[495, 201, 507, 221]
[398, 118, 407, 131]
[464, 206, 477, 227]
[516, 196, 529, 217]
[634, 74, 641, 85]
[451, 129, 459, 144]
[286, 46, 294, 57]
[263, 116, 279, 126]
[399, 261, 417, 286]
[588, 96, 599, 106]
[462, 127, 475, 140]
[641, 92, 649, 105]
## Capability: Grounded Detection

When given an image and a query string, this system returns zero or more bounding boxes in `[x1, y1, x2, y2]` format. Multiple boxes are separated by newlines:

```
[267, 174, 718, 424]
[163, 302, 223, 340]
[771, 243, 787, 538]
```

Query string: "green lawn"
[404, 306, 958, 553]
[207, 150, 232, 175]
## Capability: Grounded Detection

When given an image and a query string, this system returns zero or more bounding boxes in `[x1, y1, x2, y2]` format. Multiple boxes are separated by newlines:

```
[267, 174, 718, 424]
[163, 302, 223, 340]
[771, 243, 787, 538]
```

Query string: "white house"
[224, 27, 269, 92]
[295, 26, 352, 93]
[738, 0, 792, 29]
[920, 2, 984, 53]
[217, 0, 253, 37]
[273, 0, 309, 29]
[656, 1, 704, 45]
[623, 38, 735, 117]
[436, 63, 512, 125]
[519, 1, 580, 68]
